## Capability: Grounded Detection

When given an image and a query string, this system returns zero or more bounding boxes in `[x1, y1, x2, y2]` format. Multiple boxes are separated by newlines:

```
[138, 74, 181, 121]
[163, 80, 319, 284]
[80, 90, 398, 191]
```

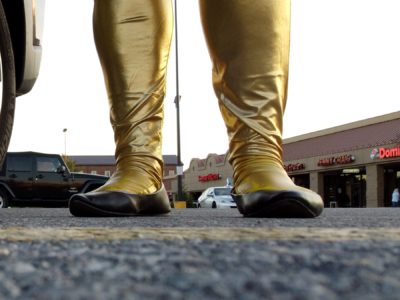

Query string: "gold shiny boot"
[199, 0, 323, 217]
[69, 0, 173, 216]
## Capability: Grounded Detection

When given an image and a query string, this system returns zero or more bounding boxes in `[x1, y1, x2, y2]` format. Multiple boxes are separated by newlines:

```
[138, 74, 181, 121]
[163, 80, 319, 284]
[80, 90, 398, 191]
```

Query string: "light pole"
[63, 128, 67, 156]
[174, 0, 184, 201]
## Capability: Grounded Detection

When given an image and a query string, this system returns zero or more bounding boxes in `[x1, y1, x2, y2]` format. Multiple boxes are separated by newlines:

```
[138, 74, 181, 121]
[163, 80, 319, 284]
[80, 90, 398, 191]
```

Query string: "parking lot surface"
[0, 207, 399, 300]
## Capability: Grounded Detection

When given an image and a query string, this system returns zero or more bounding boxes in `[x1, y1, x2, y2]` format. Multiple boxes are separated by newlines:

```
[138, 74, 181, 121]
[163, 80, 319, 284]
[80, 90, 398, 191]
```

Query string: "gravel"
[0, 238, 399, 300]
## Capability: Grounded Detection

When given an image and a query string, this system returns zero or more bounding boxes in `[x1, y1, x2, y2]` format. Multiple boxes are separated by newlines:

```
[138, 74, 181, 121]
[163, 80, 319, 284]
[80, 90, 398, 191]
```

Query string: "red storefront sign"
[198, 173, 221, 182]
[372, 145, 400, 159]
[318, 154, 355, 166]
[284, 163, 305, 172]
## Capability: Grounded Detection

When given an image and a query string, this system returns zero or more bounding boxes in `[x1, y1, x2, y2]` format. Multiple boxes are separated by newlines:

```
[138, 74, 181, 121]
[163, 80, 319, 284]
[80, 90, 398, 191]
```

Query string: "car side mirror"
[57, 165, 67, 174]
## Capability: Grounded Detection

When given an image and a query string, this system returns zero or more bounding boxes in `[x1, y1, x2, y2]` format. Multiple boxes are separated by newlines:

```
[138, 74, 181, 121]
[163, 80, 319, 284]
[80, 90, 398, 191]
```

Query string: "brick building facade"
[183, 112, 400, 207]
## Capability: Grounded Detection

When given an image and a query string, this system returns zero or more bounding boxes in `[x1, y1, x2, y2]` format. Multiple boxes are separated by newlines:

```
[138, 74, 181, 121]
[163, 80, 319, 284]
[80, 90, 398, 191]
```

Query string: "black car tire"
[212, 202, 217, 209]
[0, 1, 16, 167]
[0, 188, 9, 208]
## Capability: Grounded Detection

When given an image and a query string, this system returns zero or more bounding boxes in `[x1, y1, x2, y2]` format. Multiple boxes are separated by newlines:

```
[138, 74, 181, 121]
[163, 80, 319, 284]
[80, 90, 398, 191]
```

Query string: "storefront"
[183, 152, 233, 201]
[384, 163, 400, 207]
[181, 112, 400, 207]
[371, 145, 400, 206]
[322, 168, 366, 208]
[285, 163, 310, 188]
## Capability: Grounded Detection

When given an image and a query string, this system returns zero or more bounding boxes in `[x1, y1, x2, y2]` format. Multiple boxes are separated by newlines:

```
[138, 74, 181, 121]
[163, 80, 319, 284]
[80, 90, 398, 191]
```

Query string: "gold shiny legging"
[93, 0, 294, 195]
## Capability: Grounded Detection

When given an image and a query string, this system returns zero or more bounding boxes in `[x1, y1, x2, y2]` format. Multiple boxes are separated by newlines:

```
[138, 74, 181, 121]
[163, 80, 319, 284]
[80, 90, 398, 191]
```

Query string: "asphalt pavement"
[0, 207, 400, 300]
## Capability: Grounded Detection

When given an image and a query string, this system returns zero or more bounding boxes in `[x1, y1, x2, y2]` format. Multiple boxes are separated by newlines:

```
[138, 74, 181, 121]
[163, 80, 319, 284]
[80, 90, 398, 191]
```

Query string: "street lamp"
[62, 128, 67, 156]
[173, 0, 184, 201]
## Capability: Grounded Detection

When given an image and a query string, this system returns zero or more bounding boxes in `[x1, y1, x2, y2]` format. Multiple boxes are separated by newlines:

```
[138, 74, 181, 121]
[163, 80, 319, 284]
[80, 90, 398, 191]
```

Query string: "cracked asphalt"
[0, 207, 399, 300]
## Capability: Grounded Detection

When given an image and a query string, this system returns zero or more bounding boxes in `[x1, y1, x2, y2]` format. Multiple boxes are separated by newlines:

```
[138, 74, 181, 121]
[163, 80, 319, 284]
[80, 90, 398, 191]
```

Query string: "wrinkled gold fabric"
[93, 0, 173, 194]
[199, 0, 297, 194]
[93, 0, 315, 198]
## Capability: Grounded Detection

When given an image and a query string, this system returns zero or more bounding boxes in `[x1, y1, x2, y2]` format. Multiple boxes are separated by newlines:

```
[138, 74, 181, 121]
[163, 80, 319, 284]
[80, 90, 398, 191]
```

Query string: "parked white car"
[197, 186, 236, 209]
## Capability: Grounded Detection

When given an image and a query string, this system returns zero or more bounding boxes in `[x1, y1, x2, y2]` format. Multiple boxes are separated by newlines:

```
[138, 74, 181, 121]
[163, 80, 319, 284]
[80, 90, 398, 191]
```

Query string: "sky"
[9, 0, 400, 168]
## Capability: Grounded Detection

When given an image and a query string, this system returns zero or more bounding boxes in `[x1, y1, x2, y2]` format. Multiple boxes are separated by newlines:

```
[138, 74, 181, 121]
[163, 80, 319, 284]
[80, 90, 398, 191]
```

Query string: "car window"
[7, 156, 32, 172]
[214, 188, 231, 196]
[36, 157, 62, 173]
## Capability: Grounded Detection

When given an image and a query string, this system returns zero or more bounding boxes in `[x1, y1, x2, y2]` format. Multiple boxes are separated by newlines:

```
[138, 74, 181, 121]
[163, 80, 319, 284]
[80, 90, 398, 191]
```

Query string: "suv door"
[33, 155, 70, 200]
[5, 155, 34, 199]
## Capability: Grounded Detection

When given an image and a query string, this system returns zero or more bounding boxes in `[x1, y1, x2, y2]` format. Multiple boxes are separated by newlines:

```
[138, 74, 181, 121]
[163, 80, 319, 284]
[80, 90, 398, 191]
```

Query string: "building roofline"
[283, 111, 400, 144]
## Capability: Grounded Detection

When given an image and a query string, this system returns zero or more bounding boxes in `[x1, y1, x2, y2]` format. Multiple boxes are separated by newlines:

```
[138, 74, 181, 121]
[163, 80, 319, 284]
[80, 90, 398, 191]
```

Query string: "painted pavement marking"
[0, 227, 400, 242]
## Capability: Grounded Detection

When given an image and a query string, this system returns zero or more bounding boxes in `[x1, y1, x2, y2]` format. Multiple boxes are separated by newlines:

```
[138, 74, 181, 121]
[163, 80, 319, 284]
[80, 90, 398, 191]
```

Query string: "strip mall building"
[183, 112, 400, 208]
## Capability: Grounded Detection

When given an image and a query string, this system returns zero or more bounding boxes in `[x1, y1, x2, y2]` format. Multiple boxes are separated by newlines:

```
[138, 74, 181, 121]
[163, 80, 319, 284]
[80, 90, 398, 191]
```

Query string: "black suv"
[0, 1, 45, 165]
[0, 152, 108, 208]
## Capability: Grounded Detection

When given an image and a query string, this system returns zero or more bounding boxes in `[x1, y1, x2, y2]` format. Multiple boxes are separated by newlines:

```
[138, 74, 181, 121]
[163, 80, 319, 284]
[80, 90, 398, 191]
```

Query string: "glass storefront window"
[323, 167, 366, 208]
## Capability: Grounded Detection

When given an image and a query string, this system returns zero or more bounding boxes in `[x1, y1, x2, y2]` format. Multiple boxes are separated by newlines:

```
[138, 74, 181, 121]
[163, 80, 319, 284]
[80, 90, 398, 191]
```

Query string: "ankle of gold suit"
[231, 157, 324, 218]
[96, 158, 163, 195]
[232, 156, 294, 194]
